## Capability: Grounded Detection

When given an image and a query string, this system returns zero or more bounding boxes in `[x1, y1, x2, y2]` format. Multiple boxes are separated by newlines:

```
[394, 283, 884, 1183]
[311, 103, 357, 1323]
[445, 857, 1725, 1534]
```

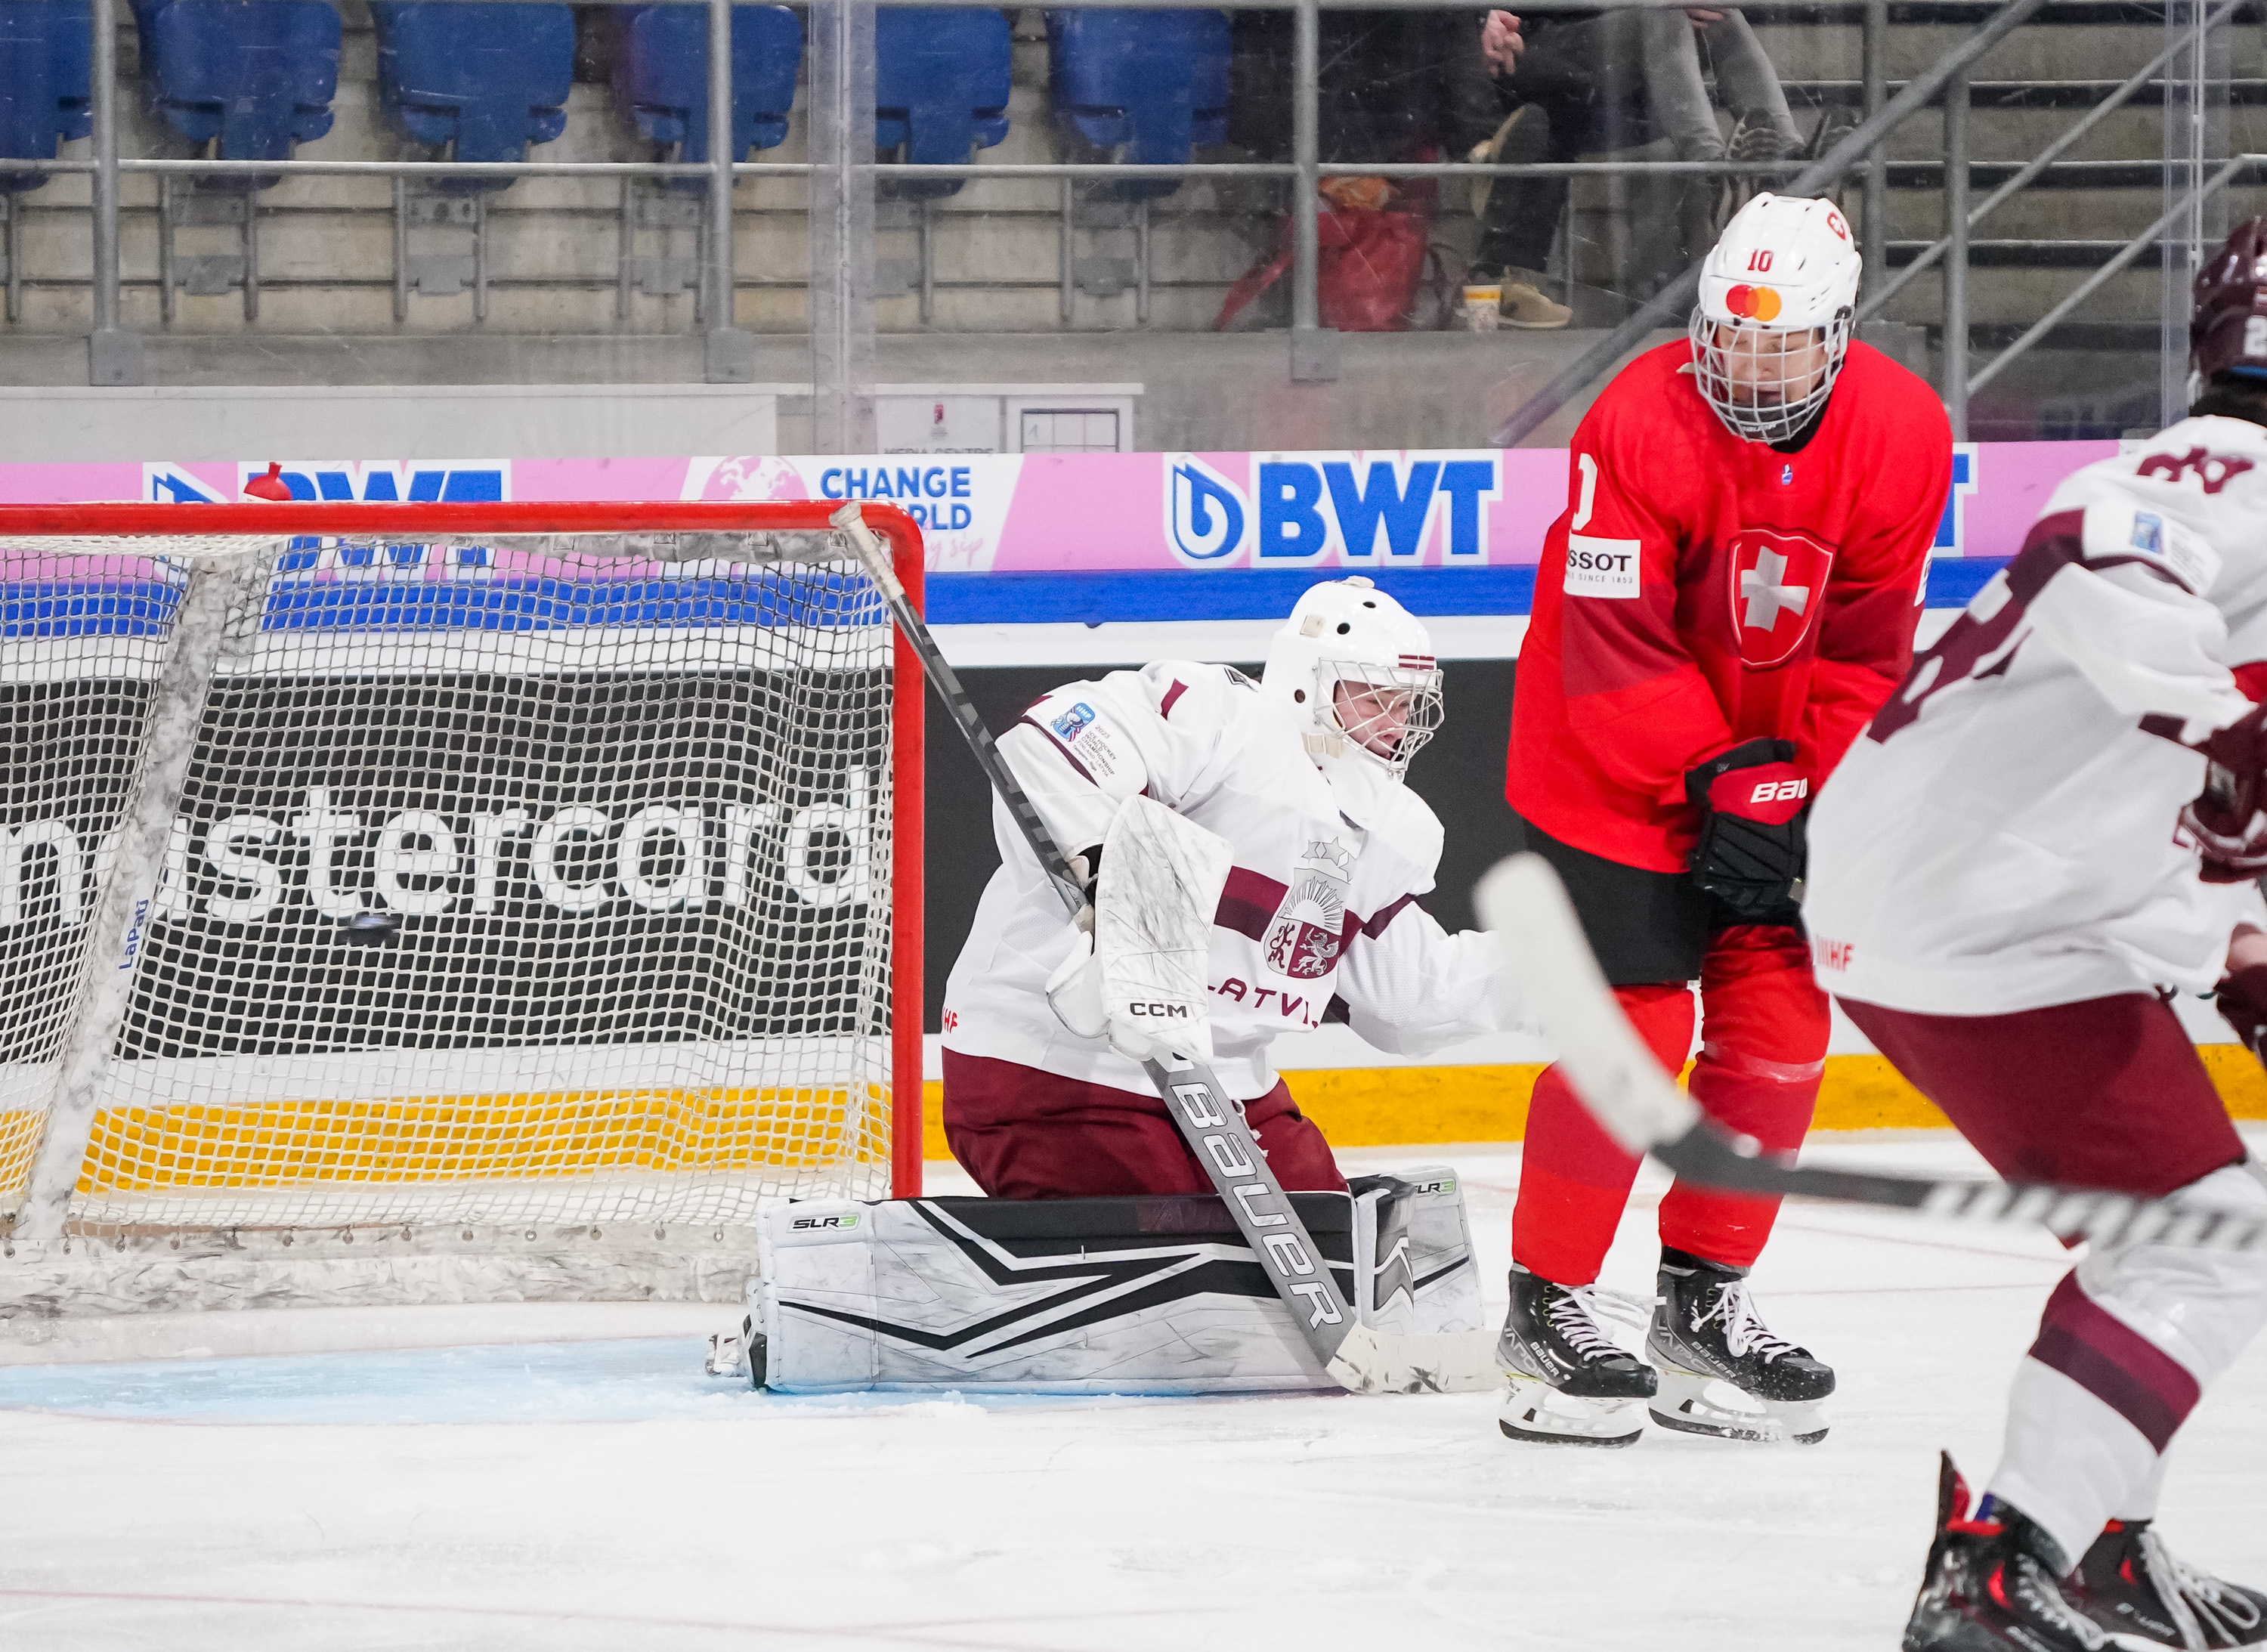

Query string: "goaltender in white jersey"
[939, 576, 1523, 1201]
[746, 580, 1523, 1399]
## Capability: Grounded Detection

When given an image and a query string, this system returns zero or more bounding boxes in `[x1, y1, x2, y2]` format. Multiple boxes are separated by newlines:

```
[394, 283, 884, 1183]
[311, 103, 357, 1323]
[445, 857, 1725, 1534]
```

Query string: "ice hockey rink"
[6, 1128, 2263, 1652]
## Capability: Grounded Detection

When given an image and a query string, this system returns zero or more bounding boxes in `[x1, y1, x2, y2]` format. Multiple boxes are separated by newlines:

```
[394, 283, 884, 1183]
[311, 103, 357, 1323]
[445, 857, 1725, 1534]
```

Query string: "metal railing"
[0, 0, 2239, 443]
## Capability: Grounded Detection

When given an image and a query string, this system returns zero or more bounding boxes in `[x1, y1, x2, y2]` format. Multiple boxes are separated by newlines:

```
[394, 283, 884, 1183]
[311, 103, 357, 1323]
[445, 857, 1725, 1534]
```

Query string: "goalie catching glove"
[1684, 738, 1810, 920]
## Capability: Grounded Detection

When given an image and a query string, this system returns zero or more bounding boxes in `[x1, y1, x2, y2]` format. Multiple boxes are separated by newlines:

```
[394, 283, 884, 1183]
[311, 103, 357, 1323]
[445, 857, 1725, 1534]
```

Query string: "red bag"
[1214, 203, 1432, 333]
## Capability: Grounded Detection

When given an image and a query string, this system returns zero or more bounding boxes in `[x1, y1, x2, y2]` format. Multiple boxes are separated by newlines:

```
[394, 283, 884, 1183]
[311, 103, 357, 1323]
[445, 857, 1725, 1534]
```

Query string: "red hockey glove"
[1684, 738, 1810, 922]
[2179, 698, 2267, 884]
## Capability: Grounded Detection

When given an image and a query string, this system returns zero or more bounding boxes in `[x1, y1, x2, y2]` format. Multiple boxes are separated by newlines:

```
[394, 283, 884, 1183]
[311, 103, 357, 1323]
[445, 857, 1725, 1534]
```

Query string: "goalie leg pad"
[754, 1171, 1485, 1394]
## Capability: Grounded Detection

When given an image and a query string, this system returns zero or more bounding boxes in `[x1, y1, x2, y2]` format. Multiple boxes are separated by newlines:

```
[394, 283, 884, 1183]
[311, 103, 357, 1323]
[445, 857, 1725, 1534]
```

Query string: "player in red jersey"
[1493, 192, 1953, 1448]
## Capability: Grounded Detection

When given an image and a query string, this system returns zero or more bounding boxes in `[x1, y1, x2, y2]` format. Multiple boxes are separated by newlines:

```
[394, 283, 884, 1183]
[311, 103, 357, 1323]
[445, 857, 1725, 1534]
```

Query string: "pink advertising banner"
[0, 441, 2110, 572]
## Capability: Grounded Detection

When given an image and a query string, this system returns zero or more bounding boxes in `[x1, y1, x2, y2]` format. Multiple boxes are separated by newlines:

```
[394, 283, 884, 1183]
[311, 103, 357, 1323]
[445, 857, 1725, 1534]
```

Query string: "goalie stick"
[832, 503, 1498, 1394]
[1476, 853, 2267, 1254]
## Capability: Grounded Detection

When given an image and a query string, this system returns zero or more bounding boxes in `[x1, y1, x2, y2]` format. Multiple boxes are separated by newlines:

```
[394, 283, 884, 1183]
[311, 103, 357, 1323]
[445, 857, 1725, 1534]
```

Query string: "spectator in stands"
[1229, 8, 1529, 311]
[1468, 5, 1803, 307]
[1232, 8, 1507, 167]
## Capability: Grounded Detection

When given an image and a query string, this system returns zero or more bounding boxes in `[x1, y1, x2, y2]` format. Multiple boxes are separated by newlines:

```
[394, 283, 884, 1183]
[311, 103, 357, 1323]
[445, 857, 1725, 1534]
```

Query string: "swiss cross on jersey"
[1727, 529, 1837, 667]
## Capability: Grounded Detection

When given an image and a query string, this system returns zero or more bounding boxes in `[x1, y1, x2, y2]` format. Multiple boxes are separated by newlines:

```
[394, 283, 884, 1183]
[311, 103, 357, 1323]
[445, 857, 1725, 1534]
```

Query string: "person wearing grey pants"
[1470, 6, 1802, 290]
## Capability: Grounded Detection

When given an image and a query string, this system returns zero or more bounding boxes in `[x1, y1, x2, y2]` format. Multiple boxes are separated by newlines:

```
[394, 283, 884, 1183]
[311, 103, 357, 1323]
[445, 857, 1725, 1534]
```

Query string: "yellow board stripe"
[917, 1047, 2267, 1159]
[1, 1089, 886, 1196]
[7, 1045, 2259, 1195]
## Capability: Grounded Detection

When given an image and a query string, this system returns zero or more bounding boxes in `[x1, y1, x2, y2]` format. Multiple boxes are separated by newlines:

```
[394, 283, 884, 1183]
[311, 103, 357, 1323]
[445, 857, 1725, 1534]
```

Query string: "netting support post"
[889, 529, 926, 1199]
[19, 553, 267, 1239]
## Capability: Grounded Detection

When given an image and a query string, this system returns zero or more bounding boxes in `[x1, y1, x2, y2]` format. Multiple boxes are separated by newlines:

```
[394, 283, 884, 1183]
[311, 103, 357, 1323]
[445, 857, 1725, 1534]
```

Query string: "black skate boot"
[1905, 1452, 2110, 1652]
[2068, 1518, 2267, 1647]
[1647, 1246, 1835, 1443]
[1495, 1264, 1656, 1447]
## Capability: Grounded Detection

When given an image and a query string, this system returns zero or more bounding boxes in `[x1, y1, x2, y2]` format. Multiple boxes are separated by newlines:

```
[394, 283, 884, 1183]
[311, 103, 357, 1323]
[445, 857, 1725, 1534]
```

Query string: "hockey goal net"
[0, 500, 923, 1257]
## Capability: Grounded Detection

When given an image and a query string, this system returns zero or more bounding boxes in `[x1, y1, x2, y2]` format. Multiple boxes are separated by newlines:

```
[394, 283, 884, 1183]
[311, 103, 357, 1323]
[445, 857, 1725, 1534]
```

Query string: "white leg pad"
[754, 1171, 1486, 1394]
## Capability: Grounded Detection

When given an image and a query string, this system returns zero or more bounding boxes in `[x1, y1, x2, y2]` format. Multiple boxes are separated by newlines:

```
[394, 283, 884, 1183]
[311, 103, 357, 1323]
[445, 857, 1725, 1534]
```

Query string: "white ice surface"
[4, 1131, 2265, 1651]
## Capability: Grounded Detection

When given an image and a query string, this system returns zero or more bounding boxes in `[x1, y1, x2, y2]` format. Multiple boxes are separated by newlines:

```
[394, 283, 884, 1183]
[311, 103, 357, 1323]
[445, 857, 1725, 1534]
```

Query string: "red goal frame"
[0, 498, 929, 1201]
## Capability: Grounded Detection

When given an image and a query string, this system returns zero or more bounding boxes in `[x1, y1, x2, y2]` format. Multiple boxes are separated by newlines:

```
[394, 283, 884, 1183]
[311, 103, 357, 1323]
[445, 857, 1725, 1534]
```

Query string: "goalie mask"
[1690, 193, 1861, 445]
[1259, 577, 1443, 783]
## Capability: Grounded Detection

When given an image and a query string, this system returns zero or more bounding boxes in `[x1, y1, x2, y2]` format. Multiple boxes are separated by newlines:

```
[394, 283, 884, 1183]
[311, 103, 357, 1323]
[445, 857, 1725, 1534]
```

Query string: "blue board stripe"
[923, 558, 2012, 626]
[0, 559, 2014, 639]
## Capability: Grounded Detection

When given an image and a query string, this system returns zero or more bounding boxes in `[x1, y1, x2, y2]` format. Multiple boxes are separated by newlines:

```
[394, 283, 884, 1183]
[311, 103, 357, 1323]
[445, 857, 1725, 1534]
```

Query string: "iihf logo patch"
[1780, 463, 1795, 486]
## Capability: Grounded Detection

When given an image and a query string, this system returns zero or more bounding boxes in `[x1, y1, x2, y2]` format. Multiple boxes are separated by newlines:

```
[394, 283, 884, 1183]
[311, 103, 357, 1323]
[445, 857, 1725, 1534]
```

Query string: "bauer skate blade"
[1498, 1377, 1647, 1448]
[1648, 1367, 1829, 1445]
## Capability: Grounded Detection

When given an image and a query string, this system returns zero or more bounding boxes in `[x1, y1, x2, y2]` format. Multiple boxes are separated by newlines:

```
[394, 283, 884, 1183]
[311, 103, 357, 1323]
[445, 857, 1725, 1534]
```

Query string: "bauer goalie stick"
[833, 503, 1498, 1394]
[1476, 854, 2267, 1255]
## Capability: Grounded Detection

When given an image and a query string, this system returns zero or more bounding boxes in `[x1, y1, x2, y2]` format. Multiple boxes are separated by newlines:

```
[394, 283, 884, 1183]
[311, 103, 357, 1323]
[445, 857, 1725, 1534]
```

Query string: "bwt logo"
[1166, 452, 1501, 567]
[144, 461, 512, 509]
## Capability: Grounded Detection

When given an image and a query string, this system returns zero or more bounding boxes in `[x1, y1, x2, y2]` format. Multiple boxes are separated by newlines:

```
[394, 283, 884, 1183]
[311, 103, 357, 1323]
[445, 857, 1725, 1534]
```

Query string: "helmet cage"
[1319, 657, 1443, 782]
[1687, 306, 1854, 445]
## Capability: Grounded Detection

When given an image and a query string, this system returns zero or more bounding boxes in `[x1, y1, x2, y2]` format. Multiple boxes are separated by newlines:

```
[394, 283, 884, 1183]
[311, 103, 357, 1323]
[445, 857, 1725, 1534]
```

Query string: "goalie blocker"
[735, 1170, 1487, 1393]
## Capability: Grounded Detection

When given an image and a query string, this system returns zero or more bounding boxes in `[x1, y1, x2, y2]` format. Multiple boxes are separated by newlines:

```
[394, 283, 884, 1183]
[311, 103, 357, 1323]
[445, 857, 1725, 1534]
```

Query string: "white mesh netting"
[0, 527, 900, 1233]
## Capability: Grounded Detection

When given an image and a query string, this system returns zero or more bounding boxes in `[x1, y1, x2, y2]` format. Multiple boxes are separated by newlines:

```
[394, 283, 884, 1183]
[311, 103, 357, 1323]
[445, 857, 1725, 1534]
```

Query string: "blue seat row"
[0, 1, 91, 195]
[0, 5, 1232, 202]
[128, 0, 340, 188]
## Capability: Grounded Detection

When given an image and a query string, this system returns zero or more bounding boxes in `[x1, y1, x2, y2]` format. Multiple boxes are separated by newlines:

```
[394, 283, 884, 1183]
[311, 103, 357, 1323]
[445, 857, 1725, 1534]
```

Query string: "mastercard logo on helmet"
[1723, 284, 1784, 323]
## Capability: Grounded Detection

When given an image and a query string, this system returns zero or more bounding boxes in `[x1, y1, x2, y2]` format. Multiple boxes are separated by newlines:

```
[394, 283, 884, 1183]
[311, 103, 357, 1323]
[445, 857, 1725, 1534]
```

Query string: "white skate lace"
[1546, 1284, 1652, 1360]
[2139, 1530, 2265, 1650]
[2011, 1555, 2111, 1649]
[1690, 1279, 1802, 1364]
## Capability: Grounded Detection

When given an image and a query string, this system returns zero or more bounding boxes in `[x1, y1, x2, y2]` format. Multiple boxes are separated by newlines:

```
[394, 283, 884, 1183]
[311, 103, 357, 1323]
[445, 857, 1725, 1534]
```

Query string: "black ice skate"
[1495, 1264, 1656, 1447]
[1904, 1452, 2110, 1652]
[1646, 1247, 1834, 1443]
[2068, 1518, 2267, 1648]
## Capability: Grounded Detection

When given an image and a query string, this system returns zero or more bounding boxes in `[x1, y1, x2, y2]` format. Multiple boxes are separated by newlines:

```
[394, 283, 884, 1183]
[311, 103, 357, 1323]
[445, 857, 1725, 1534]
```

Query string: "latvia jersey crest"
[1263, 837, 1355, 980]
[1727, 528, 1837, 667]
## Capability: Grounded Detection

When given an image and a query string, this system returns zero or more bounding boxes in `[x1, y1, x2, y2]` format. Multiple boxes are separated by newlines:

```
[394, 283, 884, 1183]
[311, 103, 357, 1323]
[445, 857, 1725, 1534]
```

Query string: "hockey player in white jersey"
[1806, 220, 2267, 1650]
[940, 576, 1522, 1199]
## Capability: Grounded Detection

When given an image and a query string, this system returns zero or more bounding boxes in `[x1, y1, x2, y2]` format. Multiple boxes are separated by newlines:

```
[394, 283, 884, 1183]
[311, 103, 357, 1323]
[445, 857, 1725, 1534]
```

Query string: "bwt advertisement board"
[0, 443, 2100, 587]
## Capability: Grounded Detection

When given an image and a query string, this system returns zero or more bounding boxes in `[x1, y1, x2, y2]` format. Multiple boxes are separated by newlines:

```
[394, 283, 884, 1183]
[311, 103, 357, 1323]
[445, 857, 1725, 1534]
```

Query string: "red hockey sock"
[1658, 925, 1829, 1269]
[1512, 982, 1696, 1286]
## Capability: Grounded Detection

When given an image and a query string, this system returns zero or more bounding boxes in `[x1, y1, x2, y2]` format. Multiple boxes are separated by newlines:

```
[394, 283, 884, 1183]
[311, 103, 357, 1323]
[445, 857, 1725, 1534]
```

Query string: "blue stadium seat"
[1048, 9, 1228, 199]
[128, 0, 339, 186]
[0, 0, 91, 194]
[617, 3, 799, 183]
[370, 2, 573, 189]
[875, 8, 1008, 200]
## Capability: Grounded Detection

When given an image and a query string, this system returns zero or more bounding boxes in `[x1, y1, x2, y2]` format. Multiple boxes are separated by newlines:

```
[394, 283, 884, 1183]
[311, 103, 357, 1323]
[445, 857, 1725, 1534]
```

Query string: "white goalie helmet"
[1690, 192, 1863, 444]
[1258, 577, 1443, 783]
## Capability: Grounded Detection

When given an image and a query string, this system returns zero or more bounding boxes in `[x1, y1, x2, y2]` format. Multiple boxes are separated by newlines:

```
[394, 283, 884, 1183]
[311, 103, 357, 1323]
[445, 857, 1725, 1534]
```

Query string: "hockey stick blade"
[1476, 853, 2267, 1255]
[835, 503, 1494, 1391]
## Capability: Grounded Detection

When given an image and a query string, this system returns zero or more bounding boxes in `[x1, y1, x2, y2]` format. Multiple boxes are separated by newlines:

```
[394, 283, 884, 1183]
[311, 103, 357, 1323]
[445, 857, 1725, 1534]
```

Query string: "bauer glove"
[1684, 738, 1810, 923]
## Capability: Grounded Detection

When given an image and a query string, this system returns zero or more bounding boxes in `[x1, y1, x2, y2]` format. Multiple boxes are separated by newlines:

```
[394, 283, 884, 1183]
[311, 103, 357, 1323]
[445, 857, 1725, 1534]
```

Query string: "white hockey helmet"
[1258, 577, 1443, 783]
[1689, 192, 1863, 444]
